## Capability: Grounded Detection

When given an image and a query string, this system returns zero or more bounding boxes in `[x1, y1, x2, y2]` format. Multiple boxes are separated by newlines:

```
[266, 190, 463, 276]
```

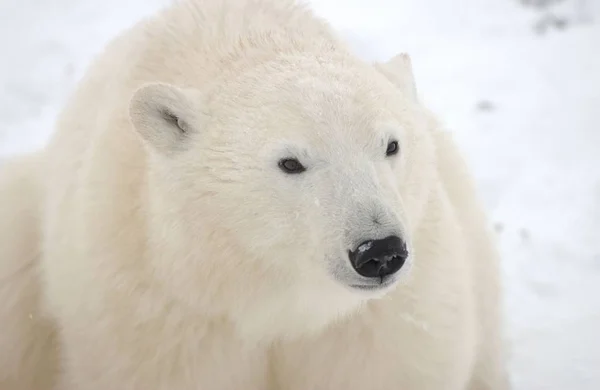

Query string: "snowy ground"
[1, 0, 599, 388]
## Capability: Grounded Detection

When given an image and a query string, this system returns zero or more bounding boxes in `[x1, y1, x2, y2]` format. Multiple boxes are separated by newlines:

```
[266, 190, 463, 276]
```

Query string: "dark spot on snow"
[494, 222, 504, 234]
[519, 228, 530, 241]
[476, 100, 495, 112]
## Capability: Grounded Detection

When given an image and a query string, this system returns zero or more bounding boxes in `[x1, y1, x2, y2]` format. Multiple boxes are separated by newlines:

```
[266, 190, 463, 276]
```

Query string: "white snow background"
[1, 0, 599, 388]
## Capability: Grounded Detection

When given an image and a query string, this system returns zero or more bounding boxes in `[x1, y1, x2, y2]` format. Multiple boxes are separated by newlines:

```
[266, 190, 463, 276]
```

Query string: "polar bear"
[0, 0, 509, 389]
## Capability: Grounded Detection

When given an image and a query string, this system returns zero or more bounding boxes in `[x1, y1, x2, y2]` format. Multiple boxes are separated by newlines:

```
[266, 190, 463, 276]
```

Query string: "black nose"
[348, 236, 408, 279]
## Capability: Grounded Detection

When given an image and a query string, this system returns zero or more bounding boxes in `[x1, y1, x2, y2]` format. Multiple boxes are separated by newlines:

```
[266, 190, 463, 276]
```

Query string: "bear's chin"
[228, 283, 367, 343]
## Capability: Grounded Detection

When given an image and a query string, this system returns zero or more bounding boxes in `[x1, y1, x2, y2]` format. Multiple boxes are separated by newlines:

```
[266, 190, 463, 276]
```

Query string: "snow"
[1, 0, 599, 388]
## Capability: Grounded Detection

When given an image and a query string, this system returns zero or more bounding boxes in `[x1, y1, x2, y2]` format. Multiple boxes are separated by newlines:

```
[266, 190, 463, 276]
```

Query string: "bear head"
[128, 52, 436, 341]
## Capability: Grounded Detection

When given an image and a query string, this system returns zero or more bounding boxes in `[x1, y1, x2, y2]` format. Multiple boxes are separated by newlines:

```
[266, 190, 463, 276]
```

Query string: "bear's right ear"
[374, 53, 418, 103]
[129, 83, 204, 154]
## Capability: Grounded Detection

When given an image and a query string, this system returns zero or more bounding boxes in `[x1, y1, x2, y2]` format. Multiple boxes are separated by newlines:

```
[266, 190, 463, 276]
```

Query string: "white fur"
[0, 0, 509, 389]
[0, 152, 58, 390]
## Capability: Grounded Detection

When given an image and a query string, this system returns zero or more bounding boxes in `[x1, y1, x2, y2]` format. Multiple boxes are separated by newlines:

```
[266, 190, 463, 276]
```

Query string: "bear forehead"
[205, 87, 400, 152]
[205, 63, 402, 140]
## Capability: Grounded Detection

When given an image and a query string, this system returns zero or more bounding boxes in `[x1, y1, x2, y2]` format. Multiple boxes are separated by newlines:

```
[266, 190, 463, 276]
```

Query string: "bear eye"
[386, 140, 399, 157]
[278, 158, 306, 174]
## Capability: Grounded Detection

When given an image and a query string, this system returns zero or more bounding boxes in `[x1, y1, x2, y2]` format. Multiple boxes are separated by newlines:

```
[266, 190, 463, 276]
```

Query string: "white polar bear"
[0, 0, 510, 389]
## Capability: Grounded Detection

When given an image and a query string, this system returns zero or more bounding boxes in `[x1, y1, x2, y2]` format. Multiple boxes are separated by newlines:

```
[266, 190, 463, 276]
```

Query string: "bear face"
[129, 54, 436, 340]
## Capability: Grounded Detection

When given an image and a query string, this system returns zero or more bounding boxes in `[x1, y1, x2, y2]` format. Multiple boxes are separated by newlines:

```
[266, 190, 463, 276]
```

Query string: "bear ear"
[129, 83, 204, 154]
[374, 53, 418, 103]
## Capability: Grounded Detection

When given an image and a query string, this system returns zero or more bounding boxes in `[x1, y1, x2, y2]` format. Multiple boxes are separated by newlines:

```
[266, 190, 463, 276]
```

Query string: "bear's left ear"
[129, 82, 205, 155]
[374, 53, 418, 103]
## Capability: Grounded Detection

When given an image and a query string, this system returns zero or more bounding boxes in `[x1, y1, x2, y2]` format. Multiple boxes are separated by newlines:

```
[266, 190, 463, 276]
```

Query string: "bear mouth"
[348, 275, 397, 291]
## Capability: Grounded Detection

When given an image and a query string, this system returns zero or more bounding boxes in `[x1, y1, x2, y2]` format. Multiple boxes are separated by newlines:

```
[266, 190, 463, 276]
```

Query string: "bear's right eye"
[278, 158, 306, 174]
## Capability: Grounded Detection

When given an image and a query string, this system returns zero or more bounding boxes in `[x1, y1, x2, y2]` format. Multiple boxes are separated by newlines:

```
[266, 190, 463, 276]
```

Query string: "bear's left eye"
[278, 158, 306, 174]
[386, 140, 399, 157]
